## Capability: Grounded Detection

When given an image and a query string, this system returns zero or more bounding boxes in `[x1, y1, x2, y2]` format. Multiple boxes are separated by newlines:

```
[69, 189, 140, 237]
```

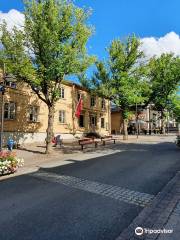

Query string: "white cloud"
[0, 9, 24, 30]
[1, 10, 180, 61]
[140, 32, 180, 59]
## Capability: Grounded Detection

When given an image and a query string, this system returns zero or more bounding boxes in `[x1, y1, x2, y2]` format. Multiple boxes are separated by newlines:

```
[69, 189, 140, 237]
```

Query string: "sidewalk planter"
[0, 151, 24, 176]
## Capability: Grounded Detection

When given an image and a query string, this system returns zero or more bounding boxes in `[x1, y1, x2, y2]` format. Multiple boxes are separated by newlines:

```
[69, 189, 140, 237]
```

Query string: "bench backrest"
[101, 135, 112, 140]
[79, 138, 93, 144]
[80, 140, 94, 145]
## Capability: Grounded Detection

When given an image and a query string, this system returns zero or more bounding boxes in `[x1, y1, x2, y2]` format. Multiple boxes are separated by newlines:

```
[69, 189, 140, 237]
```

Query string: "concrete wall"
[3, 132, 82, 145]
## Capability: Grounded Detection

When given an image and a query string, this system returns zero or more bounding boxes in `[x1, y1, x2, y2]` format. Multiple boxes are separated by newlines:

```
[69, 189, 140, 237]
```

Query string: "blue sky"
[1, 0, 180, 60]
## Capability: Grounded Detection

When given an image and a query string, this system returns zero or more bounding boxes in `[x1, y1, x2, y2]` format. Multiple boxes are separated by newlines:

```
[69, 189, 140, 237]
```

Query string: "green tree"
[167, 94, 180, 124]
[91, 35, 149, 139]
[148, 54, 180, 134]
[0, 0, 95, 153]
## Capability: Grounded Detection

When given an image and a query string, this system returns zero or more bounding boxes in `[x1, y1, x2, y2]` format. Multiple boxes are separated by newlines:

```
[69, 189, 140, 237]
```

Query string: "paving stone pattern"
[32, 170, 154, 208]
[116, 171, 180, 240]
[157, 201, 180, 240]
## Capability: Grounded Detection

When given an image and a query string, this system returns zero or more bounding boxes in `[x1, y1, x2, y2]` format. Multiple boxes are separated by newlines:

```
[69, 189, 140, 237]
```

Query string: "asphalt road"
[0, 141, 179, 240]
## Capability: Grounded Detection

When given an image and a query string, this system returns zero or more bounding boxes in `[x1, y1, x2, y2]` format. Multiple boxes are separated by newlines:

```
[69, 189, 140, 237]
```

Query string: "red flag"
[75, 96, 83, 118]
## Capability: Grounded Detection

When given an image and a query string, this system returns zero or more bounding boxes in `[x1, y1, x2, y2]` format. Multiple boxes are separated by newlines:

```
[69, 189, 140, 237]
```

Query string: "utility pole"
[149, 105, 151, 135]
[0, 63, 6, 152]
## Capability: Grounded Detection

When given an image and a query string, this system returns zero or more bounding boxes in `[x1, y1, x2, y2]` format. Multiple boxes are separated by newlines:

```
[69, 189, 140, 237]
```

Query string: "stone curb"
[116, 171, 180, 240]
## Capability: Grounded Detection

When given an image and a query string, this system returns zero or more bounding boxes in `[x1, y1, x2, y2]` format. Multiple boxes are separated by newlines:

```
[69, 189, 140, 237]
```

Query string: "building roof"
[62, 79, 89, 92]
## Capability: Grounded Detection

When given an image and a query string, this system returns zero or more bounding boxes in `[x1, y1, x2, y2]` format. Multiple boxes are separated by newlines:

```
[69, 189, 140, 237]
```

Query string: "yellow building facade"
[111, 110, 123, 134]
[0, 79, 111, 144]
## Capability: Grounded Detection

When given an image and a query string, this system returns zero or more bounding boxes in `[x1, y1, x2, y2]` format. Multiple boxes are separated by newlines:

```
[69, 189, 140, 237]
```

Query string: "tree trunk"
[45, 105, 55, 154]
[123, 118, 128, 140]
[161, 111, 166, 135]
[161, 117, 166, 135]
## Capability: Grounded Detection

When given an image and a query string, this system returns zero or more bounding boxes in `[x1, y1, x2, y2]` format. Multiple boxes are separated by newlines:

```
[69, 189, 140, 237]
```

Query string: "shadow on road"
[1, 142, 179, 195]
[0, 141, 179, 240]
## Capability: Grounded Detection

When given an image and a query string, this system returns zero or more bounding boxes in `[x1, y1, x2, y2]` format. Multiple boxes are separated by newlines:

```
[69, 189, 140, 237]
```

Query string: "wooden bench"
[78, 138, 92, 145]
[101, 135, 116, 146]
[79, 139, 98, 150]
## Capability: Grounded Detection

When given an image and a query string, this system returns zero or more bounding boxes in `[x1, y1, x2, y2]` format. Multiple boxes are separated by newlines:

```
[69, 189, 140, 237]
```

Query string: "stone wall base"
[2, 132, 84, 145]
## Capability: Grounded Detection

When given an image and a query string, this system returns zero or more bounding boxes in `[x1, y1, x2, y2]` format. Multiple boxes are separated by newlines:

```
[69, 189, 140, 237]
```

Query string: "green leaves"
[148, 54, 180, 112]
[170, 94, 180, 122]
[0, 0, 95, 105]
[92, 35, 147, 117]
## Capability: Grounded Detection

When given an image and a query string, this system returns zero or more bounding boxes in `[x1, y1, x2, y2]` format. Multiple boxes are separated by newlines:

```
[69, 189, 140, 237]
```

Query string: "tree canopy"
[90, 35, 150, 139]
[147, 53, 180, 132]
[167, 93, 180, 123]
[0, 0, 95, 153]
[148, 54, 180, 112]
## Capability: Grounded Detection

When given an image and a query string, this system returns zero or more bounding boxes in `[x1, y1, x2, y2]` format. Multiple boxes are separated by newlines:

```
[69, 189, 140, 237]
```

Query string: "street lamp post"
[0, 64, 6, 152]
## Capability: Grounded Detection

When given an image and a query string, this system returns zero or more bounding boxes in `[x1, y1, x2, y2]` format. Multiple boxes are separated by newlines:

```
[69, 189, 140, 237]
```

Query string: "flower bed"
[0, 151, 24, 176]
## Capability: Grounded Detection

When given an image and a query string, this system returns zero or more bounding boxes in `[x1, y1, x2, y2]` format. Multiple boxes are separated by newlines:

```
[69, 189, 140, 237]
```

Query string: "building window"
[77, 92, 84, 101]
[90, 115, 97, 127]
[59, 110, 66, 123]
[79, 114, 84, 127]
[5, 81, 17, 89]
[106, 122, 109, 131]
[101, 99, 106, 109]
[4, 102, 16, 120]
[29, 106, 39, 122]
[90, 97, 96, 107]
[60, 87, 65, 99]
[101, 118, 105, 128]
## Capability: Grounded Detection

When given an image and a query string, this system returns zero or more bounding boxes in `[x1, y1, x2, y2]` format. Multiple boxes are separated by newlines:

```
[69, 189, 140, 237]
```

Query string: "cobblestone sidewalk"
[157, 201, 180, 240]
[116, 171, 180, 240]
